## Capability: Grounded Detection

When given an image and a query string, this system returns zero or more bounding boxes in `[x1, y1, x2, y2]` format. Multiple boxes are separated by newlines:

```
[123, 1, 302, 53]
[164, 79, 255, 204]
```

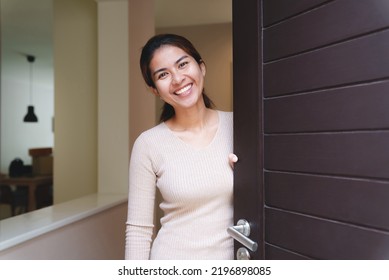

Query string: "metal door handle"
[227, 219, 258, 252]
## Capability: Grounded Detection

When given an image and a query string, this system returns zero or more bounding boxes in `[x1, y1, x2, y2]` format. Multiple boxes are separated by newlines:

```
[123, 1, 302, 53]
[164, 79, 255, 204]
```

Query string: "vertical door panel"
[263, 0, 389, 259]
[234, 0, 389, 260]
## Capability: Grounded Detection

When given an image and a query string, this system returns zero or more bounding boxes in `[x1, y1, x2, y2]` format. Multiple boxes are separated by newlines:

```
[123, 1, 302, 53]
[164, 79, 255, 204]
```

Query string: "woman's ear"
[200, 62, 206, 77]
[150, 86, 159, 97]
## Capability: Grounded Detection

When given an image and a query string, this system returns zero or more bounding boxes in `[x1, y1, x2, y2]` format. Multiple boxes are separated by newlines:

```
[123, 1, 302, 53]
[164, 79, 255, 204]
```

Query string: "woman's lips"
[175, 84, 192, 95]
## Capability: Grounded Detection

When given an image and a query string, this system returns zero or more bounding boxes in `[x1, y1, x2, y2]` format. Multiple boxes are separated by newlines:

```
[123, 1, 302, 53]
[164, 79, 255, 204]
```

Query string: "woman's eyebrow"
[153, 55, 189, 77]
[175, 55, 189, 65]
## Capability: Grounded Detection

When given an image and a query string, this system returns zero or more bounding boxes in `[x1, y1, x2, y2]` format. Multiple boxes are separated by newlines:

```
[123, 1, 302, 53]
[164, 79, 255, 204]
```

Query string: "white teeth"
[175, 84, 192, 95]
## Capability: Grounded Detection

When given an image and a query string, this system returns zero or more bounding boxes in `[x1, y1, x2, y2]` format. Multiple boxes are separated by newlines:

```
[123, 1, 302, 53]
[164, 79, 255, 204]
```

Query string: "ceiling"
[1, 0, 53, 86]
[0, 0, 232, 86]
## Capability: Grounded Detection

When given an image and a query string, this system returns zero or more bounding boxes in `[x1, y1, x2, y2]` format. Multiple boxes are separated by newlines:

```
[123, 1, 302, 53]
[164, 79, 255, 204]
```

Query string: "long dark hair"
[140, 33, 215, 122]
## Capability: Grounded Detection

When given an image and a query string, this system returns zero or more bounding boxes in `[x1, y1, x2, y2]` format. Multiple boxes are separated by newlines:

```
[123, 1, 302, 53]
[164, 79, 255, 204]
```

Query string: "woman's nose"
[171, 71, 184, 85]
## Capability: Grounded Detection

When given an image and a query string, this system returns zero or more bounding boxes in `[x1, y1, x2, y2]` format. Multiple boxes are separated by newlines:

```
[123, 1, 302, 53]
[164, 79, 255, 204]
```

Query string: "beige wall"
[97, 0, 129, 194]
[0, 202, 127, 259]
[97, 0, 156, 193]
[52, 0, 157, 201]
[128, 0, 157, 148]
[157, 23, 233, 114]
[53, 0, 98, 203]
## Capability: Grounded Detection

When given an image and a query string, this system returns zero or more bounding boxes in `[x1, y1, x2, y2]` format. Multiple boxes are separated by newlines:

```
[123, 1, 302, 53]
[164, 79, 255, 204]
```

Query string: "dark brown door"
[233, 0, 389, 260]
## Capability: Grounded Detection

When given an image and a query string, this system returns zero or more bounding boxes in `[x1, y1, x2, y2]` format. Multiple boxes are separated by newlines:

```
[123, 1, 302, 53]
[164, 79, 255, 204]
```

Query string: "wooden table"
[0, 175, 53, 212]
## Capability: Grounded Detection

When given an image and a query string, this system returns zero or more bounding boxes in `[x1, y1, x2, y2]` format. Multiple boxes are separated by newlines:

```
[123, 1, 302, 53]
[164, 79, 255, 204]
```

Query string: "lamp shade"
[24, 105, 38, 122]
[23, 55, 38, 123]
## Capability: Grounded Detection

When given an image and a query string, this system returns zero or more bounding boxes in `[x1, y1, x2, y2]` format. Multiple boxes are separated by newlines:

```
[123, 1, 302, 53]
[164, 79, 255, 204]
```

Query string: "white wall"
[0, 0, 54, 173]
[1, 78, 54, 172]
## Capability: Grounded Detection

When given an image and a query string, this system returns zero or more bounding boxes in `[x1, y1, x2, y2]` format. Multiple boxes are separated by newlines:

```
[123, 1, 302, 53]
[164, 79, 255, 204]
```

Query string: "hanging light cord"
[23, 55, 38, 122]
[27, 55, 35, 105]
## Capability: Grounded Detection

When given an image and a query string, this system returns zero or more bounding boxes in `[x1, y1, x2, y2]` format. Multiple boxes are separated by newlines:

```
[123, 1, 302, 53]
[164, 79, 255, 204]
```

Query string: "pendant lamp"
[23, 55, 38, 122]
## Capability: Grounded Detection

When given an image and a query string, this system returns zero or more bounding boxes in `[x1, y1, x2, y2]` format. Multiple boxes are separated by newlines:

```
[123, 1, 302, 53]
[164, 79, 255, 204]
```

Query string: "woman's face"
[149, 45, 206, 111]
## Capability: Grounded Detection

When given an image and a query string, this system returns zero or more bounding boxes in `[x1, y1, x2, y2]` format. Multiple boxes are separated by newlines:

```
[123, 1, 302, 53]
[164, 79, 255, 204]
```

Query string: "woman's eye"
[158, 72, 168, 79]
[178, 61, 189, 68]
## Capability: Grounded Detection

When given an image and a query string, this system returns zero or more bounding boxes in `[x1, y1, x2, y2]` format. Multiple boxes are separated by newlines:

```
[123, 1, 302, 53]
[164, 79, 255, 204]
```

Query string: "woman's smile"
[174, 83, 192, 96]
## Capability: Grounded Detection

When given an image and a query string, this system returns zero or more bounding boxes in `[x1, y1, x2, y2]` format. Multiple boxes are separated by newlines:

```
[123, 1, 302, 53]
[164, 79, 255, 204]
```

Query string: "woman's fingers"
[229, 153, 238, 169]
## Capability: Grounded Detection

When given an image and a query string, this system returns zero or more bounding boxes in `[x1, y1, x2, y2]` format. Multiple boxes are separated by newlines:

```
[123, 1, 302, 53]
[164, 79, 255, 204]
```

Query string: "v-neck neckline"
[161, 110, 221, 151]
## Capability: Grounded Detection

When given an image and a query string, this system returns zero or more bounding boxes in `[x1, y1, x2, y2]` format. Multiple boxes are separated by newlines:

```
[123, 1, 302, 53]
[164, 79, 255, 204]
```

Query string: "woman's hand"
[229, 153, 238, 169]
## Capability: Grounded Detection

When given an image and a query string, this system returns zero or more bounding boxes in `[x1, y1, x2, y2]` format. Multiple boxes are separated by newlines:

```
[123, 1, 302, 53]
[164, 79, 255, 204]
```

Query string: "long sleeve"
[125, 111, 234, 260]
[125, 135, 157, 260]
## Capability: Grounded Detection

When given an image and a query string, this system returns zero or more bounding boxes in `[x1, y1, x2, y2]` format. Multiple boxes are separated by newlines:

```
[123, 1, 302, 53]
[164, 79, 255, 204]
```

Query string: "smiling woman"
[125, 34, 234, 260]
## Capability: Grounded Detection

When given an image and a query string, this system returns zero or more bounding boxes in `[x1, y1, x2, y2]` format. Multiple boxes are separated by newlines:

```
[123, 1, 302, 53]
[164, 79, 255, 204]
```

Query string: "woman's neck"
[168, 106, 215, 132]
[165, 107, 219, 149]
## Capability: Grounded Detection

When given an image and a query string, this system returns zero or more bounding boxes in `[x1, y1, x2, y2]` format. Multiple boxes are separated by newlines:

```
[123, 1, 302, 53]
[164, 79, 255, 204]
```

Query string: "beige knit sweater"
[125, 111, 234, 260]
